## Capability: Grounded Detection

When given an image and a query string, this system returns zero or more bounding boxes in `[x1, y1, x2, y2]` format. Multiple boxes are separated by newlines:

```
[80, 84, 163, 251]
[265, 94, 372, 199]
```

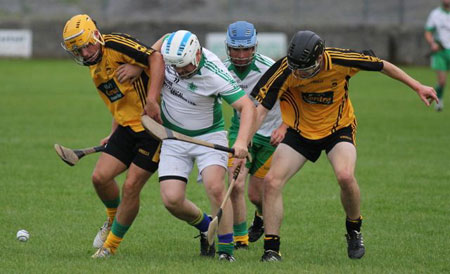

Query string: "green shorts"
[431, 49, 450, 71]
[228, 126, 276, 178]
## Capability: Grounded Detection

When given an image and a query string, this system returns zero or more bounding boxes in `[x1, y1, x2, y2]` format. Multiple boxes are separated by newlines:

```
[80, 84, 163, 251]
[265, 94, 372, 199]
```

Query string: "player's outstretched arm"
[381, 60, 439, 106]
[251, 104, 270, 138]
[145, 51, 165, 123]
[230, 96, 256, 159]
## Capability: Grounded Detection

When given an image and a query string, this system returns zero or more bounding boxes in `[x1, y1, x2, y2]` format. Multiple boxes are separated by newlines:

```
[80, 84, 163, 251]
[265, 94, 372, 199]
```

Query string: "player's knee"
[263, 173, 283, 193]
[161, 192, 183, 211]
[122, 181, 142, 199]
[248, 190, 261, 206]
[204, 182, 225, 205]
[231, 178, 245, 195]
[91, 171, 108, 187]
[336, 170, 356, 187]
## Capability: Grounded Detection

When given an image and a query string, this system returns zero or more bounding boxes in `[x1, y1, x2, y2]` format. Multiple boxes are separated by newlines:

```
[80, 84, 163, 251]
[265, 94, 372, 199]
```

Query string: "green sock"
[435, 85, 444, 99]
[218, 233, 234, 255]
[102, 197, 120, 208]
[233, 221, 248, 236]
[111, 218, 130, 238]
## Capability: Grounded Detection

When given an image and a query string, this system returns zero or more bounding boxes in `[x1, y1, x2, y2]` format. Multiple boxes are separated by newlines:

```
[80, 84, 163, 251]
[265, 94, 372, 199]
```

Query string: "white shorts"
[158, 130, 229, 182]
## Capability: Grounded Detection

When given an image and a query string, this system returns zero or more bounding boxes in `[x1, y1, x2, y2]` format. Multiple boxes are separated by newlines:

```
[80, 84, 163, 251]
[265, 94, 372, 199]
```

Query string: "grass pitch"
[0, 59, 449, 273]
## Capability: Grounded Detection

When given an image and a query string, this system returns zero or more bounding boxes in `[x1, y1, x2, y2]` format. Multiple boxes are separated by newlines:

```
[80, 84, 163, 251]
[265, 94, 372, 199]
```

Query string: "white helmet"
[162, 30, 201, 77]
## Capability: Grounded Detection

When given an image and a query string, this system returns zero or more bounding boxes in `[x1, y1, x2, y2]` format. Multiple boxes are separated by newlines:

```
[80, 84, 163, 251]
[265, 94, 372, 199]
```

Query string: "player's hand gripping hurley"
[54, 144, 105, 166]
[206, 164, 242, 245]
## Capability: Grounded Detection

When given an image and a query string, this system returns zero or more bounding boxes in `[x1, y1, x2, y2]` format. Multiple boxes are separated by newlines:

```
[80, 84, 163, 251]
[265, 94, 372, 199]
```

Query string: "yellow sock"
[104, 233, 122, 254]
[106, 208, 117, 225]
[234, 234, 249, 245]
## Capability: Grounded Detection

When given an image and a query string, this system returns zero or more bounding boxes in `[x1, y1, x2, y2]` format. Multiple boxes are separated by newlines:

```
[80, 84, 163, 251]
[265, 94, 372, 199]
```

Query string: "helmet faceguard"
[162, 30, 201, 79]
[225, 21, 257, 67]
[290, 56, 323, 79]
[61, 14, 104, 66]
[287, 30, 324, 79]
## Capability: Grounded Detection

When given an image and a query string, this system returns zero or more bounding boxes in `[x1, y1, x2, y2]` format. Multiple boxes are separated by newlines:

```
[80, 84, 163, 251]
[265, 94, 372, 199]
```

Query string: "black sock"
[264, 234, 280, 252]
[346, 216, 362, 234]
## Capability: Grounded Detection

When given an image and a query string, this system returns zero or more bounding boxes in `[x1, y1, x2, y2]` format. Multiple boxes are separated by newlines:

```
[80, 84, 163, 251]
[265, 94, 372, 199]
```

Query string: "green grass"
[1, 59, 449, 273]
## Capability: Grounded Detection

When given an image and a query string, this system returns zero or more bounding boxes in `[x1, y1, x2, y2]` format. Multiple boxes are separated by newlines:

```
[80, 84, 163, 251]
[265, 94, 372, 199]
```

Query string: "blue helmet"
[226, 21, 257, 66]
[226, 21, 257, 48]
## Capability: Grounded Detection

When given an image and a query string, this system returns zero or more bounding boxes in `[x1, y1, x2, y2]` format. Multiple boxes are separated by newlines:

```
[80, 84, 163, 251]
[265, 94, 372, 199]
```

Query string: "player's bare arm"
[424, 30, 441, 52]
[100, 119, 119, 146]
[151, 33, 170, 51]
[270, 122, 289, 146]
[145, 51, 165, 123]
[230, 96, 256, 159]
[381, 60, 439, 106]
[252, 104, 270, 139]
[116, 63, 143, 84]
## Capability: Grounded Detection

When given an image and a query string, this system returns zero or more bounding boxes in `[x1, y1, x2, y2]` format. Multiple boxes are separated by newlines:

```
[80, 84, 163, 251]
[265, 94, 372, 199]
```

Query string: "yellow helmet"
[61, 14, 104, 65]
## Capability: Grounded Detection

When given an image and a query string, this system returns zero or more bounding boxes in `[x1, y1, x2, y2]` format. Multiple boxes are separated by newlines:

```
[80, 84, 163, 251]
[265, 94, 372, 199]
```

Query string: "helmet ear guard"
[61, 14, 104, 65]
[225, 21, 257, 66]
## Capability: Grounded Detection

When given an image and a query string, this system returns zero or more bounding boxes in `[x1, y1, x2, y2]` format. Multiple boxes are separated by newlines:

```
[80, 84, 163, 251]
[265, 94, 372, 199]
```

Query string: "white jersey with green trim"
[161, 48, 245, 136]
[425, 7, 450, 49]
[224, 53, 282, 137]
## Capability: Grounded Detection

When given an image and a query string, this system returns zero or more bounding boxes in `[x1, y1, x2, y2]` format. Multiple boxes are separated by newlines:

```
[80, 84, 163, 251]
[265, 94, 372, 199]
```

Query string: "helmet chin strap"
[82, 48, 102, 66]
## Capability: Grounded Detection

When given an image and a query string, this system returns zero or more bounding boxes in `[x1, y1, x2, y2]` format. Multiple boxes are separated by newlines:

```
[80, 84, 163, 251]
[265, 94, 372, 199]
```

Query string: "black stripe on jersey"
[327, 47, 377, 57]
[133, 71, 149, 108]
[251, 57, 291, 110]
[331, 75, 350, 133]
[324, 52, 332, 71]
[280, 90, 301, 130]
[105, 35, 154, 55]
[332, 98, 344, 134]
[134, 74, 145, 103]
[327, 48, 383, 71]
[105, 33, 154, 53]
[104, 33, 154, 66]
[328, 52, 377, 61]
[137, 79, 146, 106]
[110, 33, 152, 48]
[105, 35, 155, 56]
[133, 80, 145, 108]
[351, 119, 357, 145]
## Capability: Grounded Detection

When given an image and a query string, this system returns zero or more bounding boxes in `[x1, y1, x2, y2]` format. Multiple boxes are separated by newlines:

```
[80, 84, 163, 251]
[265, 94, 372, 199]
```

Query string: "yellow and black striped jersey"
[89, 33, 155, 132]
[251, 47, 383, 140]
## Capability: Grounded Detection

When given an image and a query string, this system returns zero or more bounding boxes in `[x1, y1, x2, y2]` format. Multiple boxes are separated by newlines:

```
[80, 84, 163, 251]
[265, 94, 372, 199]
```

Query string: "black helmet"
[287, 30, 324, 78]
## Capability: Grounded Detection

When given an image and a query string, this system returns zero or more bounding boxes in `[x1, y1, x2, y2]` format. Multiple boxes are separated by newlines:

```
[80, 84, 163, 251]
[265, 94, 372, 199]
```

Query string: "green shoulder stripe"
[204, 61, 236, 83]
[255, 54, 274, 67]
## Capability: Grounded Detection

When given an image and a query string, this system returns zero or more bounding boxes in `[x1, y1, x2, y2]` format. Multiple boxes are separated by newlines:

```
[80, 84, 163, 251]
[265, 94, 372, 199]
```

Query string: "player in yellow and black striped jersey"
[253, 47, 385, 140]
[251, 30, 438, 262]
[61, 14, 164, 258]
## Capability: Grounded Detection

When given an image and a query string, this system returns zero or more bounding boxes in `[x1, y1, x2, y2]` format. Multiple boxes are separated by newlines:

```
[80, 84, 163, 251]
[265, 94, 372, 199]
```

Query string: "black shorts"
[282, 125, 356, 162]
[104, 125, 160, 172]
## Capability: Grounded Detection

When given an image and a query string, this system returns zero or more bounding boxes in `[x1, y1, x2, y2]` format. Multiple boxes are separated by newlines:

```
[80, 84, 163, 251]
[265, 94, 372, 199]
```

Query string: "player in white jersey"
[425, 0, 449, 111]
[223, 21, 287, 249]
[147, 30, 255, 262]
